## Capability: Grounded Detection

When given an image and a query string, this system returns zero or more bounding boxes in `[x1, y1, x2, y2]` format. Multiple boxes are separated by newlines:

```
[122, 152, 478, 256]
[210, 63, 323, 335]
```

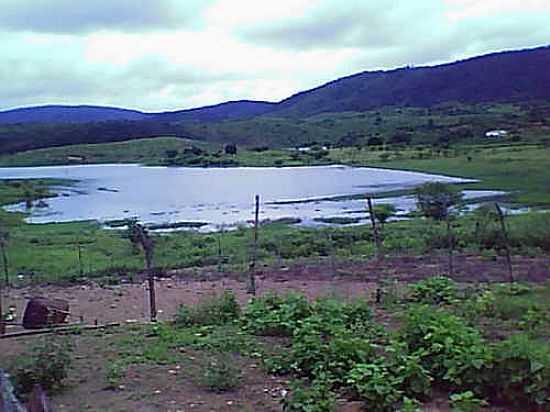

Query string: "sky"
[1, 0, 549, 112]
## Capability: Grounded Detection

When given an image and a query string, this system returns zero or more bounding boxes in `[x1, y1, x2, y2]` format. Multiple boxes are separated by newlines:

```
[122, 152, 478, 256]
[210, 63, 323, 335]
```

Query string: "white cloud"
[0, 0, 548, 111]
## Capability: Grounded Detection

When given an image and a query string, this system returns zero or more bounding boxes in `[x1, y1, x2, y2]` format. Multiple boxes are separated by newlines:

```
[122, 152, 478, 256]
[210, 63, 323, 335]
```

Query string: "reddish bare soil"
[3, 254, 549, 326]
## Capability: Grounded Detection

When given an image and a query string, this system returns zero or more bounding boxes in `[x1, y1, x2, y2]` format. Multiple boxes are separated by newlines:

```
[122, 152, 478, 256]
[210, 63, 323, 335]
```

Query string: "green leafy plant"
[489, 334, 550, 407]
[410, 276, 457, 304]
[399, 305, 492, 389]
[396, 397, 422, 412]
[519, 306, 549, 337]
[12, 335, 74, 393]
[449, 391, 488, 412]
[281, 380, 336, 412]
[242, 292, 311, 336]
[347, 361, 403, 412]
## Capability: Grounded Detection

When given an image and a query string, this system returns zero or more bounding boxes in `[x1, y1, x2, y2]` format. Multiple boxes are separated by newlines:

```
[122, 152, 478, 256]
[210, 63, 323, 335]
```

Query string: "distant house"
[485, 130, 508, 138]
[67, 155, 85, 162]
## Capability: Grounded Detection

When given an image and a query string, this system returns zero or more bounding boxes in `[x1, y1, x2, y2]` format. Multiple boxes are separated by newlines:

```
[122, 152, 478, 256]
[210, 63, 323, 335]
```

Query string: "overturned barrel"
[22, 297, 69, 329]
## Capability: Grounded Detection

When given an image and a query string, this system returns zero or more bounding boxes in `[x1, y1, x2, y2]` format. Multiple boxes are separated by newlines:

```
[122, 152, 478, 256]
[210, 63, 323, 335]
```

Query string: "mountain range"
[0, 45, 549, 153]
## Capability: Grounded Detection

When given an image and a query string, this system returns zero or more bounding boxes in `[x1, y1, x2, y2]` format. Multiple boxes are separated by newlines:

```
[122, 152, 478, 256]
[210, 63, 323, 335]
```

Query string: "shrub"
[410, 276, 457, 304]
[174, 290, 240, 327]
[12, 335, 73, 393]
[281, 380, 336, 412]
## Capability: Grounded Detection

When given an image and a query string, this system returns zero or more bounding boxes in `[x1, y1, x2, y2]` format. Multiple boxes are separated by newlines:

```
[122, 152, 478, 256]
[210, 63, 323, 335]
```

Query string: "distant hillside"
[272, 46, 550, 117]
[0, 45, 549, 153]
[156, 100, 276, 122]
[0, 105, 150, 124]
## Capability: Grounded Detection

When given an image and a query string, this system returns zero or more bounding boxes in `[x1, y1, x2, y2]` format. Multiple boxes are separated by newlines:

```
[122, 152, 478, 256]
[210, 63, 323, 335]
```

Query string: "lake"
[0, 164, 497, 230]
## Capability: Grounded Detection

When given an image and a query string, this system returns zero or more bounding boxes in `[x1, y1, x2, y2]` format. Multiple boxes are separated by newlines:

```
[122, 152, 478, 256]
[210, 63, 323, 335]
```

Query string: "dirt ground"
[2, 254, 549, 327]
[1, 254, 548, 412]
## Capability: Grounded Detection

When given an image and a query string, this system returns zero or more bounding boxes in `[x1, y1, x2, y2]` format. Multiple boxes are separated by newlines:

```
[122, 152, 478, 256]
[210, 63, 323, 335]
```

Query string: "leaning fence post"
[367, 197, 384, 260]
[248, 195, 260, 295]
[495, 203, 514, 282]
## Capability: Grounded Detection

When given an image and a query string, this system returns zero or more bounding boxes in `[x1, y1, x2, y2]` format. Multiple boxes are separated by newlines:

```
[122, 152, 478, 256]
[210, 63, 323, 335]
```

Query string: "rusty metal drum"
[22, 297, 69, 329]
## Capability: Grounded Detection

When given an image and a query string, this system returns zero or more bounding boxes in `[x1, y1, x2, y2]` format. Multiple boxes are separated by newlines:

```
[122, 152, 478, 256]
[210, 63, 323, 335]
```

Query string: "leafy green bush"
[174, 290, 240, 327]
[281, 380, 336, 412]
[242, 293, 312, 336]
[410, 276, 457, 304]
[12, 335, 73, 393]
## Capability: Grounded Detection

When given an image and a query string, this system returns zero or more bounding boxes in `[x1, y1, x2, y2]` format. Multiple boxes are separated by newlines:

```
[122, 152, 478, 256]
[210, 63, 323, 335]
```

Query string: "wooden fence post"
[446, 215, 454, 276]
[495, 203, 514, 282]
[367, 197, 384, 260]
[0, 279, 4, 336]
[248, 195, 260, 295]
[133, 223, 157, 322]
[0, 235, 9, 288]
[76, 240, 83, 276]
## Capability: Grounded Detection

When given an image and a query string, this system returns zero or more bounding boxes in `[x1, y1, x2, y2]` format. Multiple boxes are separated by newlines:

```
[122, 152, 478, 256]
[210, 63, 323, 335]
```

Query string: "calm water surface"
[0, 164, 493, 230]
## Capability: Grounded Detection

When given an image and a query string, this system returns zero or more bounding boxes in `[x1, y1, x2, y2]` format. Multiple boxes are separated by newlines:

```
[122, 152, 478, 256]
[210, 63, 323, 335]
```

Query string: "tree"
[415, 182, 462, 221]
[415, 182, 463, 276]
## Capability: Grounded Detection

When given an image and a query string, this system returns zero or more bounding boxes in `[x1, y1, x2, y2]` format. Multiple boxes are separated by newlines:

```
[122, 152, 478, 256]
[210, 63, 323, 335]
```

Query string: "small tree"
[373, 204, 396, 227]
[415, 182, 462, 221]
[415, 182, 463, 276]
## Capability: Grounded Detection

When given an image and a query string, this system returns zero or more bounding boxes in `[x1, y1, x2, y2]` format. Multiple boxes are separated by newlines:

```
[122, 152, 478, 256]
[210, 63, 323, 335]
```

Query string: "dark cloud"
[237, 1, 433, 50]
[0, 0, 213, 33]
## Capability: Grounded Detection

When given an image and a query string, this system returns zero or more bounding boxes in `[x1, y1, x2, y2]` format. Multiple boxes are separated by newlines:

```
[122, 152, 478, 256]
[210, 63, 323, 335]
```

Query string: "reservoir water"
[0, 164, 496, 230]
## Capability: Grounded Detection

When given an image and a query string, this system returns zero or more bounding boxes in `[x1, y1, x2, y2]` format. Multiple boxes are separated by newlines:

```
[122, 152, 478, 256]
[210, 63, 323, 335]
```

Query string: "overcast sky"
[1, 0, 549, 112]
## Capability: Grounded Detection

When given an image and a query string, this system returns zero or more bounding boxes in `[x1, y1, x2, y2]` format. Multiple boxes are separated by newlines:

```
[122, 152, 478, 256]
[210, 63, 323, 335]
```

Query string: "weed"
[200, 354, 241, 393]
[105, 359, 127, 389]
